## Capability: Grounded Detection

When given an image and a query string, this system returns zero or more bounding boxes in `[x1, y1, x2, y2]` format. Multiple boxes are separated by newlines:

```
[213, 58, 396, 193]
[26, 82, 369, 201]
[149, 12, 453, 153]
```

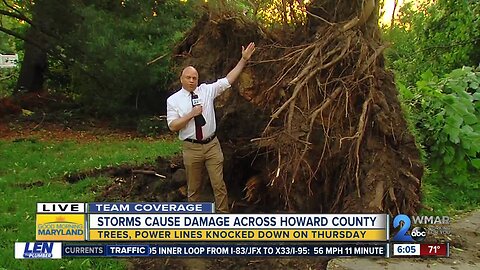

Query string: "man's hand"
[190, 105, 203, 117]
[168, 105, 202, 132]
[241, 42, 256, 61]
[226, 42, 256, 84]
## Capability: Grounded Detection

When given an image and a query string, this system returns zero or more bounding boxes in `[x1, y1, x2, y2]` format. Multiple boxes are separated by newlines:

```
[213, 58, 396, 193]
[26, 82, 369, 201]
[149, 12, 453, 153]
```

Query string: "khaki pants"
[182, 137, 229, 213]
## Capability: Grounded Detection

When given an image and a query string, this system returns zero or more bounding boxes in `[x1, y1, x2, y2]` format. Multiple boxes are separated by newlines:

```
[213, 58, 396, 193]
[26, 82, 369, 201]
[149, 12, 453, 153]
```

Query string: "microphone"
[191, 93, 206, 126]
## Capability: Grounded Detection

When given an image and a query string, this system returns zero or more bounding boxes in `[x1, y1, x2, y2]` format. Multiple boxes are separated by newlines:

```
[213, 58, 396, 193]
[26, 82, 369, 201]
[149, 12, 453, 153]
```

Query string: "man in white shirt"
[166, 42, 256, 213]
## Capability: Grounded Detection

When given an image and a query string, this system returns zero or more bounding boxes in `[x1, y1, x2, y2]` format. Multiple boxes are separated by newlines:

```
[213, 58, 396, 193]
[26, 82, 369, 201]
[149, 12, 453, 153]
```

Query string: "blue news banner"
[63, 243, 387, 257]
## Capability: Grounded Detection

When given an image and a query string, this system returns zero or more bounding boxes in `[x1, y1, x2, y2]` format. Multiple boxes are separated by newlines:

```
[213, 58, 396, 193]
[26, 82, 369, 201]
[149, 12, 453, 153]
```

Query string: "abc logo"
[411, 227, 427, 242]
[393, 214, 427, 242]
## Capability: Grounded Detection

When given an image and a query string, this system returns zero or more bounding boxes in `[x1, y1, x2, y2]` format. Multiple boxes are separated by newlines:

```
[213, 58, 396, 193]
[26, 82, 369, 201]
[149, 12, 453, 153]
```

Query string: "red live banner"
[420, 243, 449, 257]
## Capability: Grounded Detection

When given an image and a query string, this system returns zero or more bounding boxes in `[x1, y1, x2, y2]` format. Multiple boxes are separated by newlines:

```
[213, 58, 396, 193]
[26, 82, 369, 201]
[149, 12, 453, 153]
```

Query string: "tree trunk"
[14, 0, 53, 93]
[15, 28, 47, 92]
[14, 0, 72, 93]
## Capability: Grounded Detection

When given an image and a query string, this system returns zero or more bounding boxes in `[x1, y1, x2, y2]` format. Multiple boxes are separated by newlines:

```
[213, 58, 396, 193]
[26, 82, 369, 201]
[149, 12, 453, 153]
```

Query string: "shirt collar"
[180, 87, 198, 97]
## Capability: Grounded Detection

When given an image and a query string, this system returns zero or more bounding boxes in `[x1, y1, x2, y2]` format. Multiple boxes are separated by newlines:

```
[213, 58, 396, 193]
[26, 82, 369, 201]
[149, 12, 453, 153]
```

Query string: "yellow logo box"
[36, 214, 85, 241]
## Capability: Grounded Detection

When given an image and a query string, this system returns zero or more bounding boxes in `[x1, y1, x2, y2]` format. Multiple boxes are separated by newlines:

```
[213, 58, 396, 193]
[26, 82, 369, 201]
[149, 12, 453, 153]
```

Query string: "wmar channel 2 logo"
[392, 214, 427, 242]
[15, 242, 62, 259]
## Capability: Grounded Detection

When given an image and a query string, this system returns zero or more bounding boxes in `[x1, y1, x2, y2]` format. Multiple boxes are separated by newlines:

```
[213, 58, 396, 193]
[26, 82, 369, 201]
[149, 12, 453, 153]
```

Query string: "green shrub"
[136, 116, 169, 137]
[0, 67, 19, 97]
[400, 67, 480, 211]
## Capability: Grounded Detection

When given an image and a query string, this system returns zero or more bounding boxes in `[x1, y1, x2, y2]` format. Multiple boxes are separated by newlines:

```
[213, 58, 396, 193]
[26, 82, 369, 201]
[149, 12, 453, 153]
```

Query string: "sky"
[380, 0, 406, 26]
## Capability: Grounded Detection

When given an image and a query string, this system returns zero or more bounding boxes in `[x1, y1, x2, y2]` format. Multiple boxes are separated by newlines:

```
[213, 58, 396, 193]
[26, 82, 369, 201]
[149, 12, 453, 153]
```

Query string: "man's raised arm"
[226, 42, 256, 84]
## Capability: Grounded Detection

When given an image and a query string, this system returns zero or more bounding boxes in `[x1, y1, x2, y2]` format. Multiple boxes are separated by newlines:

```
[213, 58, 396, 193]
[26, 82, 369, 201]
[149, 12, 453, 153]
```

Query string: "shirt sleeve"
[166, 97, 180, 128]
[209, 78, 232, 98]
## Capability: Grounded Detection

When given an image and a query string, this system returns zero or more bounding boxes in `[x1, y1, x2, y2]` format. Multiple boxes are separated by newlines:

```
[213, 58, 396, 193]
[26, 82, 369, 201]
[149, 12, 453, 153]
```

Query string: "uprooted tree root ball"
[252, 25, 423, 215]
[171, 8, 422, 216]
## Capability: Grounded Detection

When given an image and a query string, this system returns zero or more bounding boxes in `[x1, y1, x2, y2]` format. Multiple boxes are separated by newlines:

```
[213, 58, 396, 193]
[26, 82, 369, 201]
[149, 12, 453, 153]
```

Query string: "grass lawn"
[0, 138, 181, 270]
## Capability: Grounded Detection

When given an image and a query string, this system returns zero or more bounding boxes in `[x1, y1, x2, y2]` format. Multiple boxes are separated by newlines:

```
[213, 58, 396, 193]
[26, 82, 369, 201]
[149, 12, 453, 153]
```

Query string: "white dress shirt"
[166, 78, 231, 140]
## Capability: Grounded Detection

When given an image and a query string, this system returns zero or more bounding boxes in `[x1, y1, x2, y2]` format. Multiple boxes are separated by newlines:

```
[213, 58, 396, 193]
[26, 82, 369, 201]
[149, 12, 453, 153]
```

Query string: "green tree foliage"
[60, 0, 197, 115]
[384, 0, 480, 86]
[0, 17, 18, 54]
[399, 67, 480, 211]
[0, 0, 30, 49]
[1, 0, 198, 114]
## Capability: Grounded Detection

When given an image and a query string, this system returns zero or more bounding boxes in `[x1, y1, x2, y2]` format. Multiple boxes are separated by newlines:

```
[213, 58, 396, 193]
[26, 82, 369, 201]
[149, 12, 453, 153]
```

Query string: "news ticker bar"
[392, 243, 449, 257]
[16, 242, 389, 258]
[16, 242, 450, 259]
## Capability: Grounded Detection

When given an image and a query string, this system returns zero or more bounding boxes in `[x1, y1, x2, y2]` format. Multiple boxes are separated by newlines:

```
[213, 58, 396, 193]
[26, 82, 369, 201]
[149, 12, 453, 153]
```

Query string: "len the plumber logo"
[15, 242, 62, 259]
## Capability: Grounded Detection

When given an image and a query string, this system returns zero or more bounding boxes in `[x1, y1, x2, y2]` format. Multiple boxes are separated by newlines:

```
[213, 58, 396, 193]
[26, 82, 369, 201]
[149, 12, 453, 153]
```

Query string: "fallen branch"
[30, 112, 46, 131]
[132, 169, 166, 178]
[146, 53, 168, 66]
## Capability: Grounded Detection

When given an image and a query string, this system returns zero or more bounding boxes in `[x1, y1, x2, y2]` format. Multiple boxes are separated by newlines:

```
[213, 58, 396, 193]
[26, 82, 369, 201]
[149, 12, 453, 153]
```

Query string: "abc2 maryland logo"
[392, 214, 451, 242]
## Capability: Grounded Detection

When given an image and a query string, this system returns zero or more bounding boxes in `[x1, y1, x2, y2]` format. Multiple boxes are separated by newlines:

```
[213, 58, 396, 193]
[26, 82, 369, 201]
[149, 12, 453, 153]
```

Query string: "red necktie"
[191, 93, 203, 140]
[195, 121, 203, 140]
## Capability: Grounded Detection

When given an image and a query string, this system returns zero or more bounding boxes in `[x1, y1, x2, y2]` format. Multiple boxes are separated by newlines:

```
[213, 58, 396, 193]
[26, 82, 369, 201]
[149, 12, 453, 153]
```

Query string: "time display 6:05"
[393, 244, 420, 256]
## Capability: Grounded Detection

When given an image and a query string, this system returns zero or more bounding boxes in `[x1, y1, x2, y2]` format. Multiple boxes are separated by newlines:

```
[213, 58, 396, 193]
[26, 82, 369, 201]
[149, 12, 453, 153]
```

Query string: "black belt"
[184, 134, 216, 144]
